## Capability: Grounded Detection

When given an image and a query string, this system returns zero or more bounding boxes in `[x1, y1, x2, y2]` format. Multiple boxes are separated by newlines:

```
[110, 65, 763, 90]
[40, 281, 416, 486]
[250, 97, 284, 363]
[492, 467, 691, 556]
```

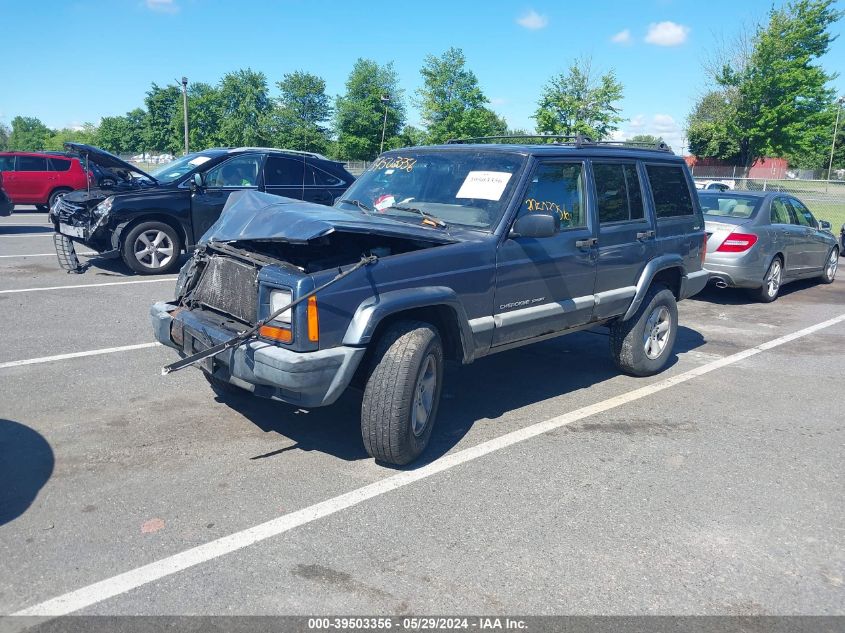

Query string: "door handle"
[575, 237, 598, 249]
[636, 230, 655, 241]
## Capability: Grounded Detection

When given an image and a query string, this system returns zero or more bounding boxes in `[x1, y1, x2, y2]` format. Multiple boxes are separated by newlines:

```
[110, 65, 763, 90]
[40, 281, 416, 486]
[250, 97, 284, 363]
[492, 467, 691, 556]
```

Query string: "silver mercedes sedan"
[698, 191, 839, 302]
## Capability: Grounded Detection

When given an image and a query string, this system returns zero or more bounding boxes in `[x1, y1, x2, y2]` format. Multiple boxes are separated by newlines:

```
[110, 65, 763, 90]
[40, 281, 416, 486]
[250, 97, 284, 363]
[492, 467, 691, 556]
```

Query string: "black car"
[0, 173, 12, 216]
[50, 144, 354, 274]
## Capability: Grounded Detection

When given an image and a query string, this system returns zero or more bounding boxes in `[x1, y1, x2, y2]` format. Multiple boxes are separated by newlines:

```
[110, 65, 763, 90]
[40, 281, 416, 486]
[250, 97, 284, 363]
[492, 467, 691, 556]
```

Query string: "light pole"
[181, 76, 189, 155]
[379, 94, 390, 155]
[828, 95, 845, 181]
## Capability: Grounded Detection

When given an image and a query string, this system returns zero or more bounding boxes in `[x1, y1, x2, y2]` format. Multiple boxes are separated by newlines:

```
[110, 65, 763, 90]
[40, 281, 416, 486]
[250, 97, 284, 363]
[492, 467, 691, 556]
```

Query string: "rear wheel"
[121, 221, 181, 275]
[751, 256, 782, 302]
[610, 283, 678, 377]
[820, 247, 838, 284]
[361, 320, 444, 466]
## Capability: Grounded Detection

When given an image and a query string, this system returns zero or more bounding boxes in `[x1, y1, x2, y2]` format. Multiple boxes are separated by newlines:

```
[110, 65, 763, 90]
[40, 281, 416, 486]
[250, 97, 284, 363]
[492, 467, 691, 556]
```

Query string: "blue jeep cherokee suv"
[151, 137, 709, 465]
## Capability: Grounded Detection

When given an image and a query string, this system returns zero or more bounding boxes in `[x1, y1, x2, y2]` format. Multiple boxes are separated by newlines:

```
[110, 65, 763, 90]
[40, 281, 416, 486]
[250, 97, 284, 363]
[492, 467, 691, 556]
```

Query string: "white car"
[695, 179, 735, 191]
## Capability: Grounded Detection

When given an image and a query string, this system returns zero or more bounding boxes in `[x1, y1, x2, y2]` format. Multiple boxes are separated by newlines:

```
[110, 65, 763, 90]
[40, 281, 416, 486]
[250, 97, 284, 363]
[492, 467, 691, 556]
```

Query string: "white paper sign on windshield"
[188, 156, 211, 166]
[455, 171, 512, 201]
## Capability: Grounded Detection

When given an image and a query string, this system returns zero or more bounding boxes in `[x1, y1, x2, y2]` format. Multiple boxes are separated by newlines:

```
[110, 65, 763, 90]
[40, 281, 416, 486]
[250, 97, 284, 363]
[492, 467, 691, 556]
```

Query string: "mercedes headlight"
[269, 289, 292, 324]
[93, 196, 114, 217]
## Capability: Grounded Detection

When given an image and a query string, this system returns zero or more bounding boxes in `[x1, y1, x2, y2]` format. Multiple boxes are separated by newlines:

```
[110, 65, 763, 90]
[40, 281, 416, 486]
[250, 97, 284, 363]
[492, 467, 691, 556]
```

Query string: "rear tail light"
[716, 232, 758, 253]
[701, 234, 707, 264]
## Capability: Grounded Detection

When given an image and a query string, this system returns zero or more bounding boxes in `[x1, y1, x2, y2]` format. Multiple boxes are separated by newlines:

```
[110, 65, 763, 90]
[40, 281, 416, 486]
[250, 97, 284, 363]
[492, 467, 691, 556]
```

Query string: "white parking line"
[0, 223, 51, 226]
[13, 312, 845, 617]
[0, 277, 176, 294]
[0, 252, 96, 259]
[0, 233, 55, 238]
[0, 343, 161, 370]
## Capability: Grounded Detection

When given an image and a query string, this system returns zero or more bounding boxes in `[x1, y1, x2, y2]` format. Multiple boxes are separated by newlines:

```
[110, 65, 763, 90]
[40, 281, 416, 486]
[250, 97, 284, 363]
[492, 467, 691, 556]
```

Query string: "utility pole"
[181, 76, 189, 155]
[379, 94, 391, 155]
[828, 96, 844, 181]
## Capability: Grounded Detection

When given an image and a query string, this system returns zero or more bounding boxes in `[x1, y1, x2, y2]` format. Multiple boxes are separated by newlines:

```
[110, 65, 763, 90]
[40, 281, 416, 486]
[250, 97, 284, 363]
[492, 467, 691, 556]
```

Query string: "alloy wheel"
[411, 354, 437, 437]
[643, 305, 671, 360]
[134, 230, 174, 270]
[766, 260, 782, 298]
[826, 249, 838, 281]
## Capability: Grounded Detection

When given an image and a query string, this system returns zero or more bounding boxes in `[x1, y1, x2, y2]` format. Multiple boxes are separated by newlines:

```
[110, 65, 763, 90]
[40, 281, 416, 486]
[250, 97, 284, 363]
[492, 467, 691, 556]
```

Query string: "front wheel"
[361, 320, 444, 466]
[610, 283, 678, 377]
[750, 257, 783, 302]
[820, 247, 838, 284]
[121, 221, 181, 275]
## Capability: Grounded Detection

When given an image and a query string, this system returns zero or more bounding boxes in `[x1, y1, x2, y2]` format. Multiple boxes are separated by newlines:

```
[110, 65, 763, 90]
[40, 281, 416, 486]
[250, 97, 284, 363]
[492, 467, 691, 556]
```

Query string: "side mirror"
[817, 219, 831, 231]
[191, 172, 204, 191]
[509, 213, 559, 239]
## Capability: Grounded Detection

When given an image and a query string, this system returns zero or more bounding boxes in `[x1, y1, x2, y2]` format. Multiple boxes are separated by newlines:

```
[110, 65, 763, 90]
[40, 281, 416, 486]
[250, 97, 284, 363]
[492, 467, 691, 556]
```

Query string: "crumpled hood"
[200, 190, 458, 245]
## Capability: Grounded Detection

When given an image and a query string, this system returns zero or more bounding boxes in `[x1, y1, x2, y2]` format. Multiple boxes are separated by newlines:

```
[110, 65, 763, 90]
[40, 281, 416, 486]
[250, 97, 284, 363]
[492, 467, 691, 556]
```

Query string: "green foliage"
[393, 125, 427, 149]
[628, 134, 664, 145]
[8, 116, 52, 151]
[217, 69, 272, 147]
[689, 0, 842, 171]
[44, 124, 98, 151]
[144, 83, 181, 152]
[267, 71, 333, 154]
[0, 123, 9, 150]
[173, 83, 224, 152]
[334, 59, 405, 160]
[533, 57, 624, 140]
[98, 109, 148, 154]
[416, 47, 506, 144]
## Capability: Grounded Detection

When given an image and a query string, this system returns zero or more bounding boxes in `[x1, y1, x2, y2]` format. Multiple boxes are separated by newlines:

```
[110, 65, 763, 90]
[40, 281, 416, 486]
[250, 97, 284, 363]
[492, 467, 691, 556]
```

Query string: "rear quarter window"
[49, 158, 72, 172]
[646, 164, 695, 218]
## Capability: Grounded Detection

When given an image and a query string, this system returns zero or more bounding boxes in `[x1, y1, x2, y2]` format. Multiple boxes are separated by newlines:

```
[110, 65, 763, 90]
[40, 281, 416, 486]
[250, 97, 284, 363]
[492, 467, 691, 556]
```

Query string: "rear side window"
[310, 164, 343, 187]
[593, 162, 645, 223]
[264, 156, 304, 186]
[17, 156, 48, 171]
[0, 156, 14, 171]
[49, 157, 72, 172]
[646, 164, 695, 218]
[520, 162, 586, 229]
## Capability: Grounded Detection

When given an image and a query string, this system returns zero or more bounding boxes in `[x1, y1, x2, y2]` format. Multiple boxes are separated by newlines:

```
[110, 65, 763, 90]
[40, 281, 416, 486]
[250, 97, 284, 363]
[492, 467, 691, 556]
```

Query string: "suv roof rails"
[223, 147, 330, 160]
[446, 133, 673, 153]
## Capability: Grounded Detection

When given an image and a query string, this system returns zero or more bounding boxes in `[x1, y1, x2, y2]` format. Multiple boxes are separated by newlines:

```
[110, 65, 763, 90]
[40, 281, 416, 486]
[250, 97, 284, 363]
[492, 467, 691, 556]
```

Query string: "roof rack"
[223, 147, 329, 160]
[446, 133, 672, 153]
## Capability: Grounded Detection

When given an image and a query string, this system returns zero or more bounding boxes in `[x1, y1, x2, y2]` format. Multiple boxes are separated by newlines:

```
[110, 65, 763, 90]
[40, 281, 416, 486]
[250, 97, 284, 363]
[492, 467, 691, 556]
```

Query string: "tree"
[394, 125, 427, 148]
[335, 59, 405, 160]
[0, 123, 10, 150]
[533, 57, 624, 140]
[217, 69, 272, 147]
[144, 83, 181, 152]
[8, 116, 52, 151]
[628, 134, 664, 145]
[170, 82, 224, 152]
[97, 116, 130, 153]
[688, 0, 842, 173]
[416, 47, 506, 144]
[267, 71, 332, 154]
[44, 123, 98, 151]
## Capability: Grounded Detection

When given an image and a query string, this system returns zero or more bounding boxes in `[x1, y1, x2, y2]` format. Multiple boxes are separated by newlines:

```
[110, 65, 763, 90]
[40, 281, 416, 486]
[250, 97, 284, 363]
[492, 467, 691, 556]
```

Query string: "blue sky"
[2, 0, 843, 153]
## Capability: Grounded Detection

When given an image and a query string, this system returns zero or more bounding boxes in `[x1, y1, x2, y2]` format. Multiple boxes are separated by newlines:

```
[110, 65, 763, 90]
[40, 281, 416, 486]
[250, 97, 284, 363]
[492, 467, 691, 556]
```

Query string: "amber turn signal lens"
[307, 296, 319, 342]
[259, 324, 292, 343]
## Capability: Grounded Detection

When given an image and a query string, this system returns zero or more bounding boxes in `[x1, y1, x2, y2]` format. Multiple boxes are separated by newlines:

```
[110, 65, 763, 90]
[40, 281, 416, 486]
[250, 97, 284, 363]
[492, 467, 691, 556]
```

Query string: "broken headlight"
[92, 196, 114, 217]
[269, 289, 292, 324]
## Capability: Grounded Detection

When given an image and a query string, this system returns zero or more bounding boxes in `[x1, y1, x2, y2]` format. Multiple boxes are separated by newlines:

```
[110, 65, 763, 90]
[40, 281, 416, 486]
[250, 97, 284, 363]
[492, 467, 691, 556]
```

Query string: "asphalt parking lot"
[1, 208, 843, 617]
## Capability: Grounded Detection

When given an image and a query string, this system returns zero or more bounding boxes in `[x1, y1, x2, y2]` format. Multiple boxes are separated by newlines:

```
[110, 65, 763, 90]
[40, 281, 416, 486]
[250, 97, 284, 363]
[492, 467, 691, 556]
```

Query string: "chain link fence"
[694, 177, 845, 230]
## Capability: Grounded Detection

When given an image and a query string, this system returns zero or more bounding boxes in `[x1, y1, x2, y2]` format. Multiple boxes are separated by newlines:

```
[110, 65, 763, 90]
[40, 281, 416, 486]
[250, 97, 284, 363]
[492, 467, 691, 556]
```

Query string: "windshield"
[698, 194, 761, 219]
[337, 150, 527, 231]
[151, 153, 216, 184]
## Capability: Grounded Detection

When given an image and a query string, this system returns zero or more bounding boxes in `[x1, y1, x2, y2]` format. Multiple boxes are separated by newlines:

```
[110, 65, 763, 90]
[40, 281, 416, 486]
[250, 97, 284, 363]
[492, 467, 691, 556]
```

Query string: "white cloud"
[617, 113, 685, 152]
[517, 10, 548, 30]
[145, 0, 178, 13]
[644, 21, 689, 46]
[611, 29, 632, 45]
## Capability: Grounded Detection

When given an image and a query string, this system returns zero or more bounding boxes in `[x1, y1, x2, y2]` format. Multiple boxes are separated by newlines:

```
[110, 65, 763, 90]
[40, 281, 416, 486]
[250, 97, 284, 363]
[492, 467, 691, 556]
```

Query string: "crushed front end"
[50, 194, 117, 272]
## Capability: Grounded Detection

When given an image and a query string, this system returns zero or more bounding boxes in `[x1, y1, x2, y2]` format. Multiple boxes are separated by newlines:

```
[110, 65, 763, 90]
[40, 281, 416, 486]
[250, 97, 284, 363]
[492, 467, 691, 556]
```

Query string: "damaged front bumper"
[49, 199, 119, 271]
[151, 302, 365, 408]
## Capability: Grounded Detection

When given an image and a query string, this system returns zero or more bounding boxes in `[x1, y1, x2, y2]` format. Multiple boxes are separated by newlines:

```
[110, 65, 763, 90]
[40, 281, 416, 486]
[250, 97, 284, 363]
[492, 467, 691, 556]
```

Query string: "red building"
[684, 156, 789, 179]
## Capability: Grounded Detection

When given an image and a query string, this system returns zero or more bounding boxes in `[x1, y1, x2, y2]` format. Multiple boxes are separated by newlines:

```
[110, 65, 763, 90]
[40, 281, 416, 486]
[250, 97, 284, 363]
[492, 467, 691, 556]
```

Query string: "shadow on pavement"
[693, 278, 827, 306]
[217, 326, 706, 467]
[0, 419, 54, 526]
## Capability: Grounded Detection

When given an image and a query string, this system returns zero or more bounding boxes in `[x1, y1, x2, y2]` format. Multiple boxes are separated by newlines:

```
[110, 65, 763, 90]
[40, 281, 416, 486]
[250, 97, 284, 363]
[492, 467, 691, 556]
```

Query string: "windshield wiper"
[386, 205, 448, 229]
[338, 198, 373, 214]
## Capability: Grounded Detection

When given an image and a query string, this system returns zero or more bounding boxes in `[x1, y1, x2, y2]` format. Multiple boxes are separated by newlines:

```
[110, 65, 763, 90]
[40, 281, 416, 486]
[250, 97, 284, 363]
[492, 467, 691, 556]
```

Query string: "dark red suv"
[0, 152, 93, 210]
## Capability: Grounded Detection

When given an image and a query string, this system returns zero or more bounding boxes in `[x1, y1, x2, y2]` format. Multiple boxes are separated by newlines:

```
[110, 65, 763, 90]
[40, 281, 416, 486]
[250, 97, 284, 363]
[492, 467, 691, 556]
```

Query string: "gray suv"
[151, 137, 709, 465]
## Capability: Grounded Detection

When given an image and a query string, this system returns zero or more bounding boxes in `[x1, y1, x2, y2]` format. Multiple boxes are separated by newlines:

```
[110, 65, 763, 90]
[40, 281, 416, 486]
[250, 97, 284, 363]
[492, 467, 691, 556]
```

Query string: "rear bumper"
[704, 252, 768, 289]
[679, 269, 710, 299]
[150, 302, 365, 408]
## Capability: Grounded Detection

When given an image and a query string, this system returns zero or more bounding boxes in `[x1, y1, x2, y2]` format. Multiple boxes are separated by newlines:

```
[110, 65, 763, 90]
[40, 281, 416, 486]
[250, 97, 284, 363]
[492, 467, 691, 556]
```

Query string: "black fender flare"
[623, 255, 684, 321]
[342, 287, 476, 363]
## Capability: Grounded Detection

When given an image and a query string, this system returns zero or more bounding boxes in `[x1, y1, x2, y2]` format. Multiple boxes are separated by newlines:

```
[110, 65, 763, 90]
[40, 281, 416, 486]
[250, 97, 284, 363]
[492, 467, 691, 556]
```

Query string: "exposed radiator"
[193, 255, 260, 323]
